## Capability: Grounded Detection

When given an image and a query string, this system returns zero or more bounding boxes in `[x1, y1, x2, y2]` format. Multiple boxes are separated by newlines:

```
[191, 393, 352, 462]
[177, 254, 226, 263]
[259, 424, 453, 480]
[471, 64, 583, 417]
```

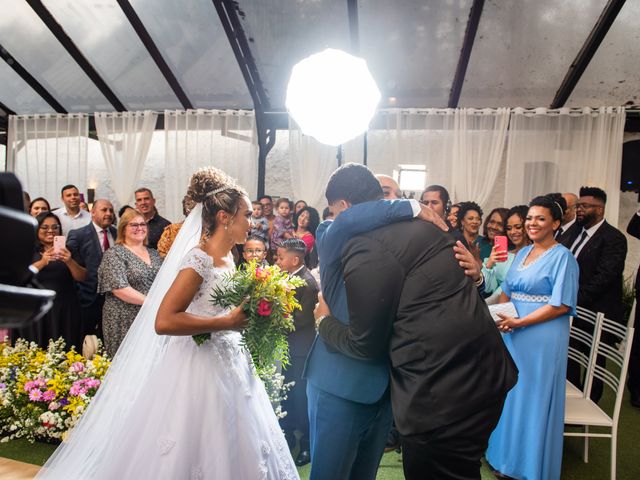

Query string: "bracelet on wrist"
[315, 315, 328, 331]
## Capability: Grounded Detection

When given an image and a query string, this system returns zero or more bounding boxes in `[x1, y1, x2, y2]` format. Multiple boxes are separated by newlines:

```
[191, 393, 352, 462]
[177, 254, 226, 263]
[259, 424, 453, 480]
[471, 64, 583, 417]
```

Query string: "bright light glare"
[399, 169, 426, 192]
[286, 48, 381, 146]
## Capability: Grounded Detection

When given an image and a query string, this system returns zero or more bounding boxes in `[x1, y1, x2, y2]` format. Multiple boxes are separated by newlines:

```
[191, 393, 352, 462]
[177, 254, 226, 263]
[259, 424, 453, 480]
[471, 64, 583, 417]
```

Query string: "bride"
[37, 168, 299, 479]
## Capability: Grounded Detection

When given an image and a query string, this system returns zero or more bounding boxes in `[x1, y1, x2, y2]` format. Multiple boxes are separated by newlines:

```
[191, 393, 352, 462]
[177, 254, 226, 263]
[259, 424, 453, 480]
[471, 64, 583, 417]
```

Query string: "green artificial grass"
[1, 391, 638, 479]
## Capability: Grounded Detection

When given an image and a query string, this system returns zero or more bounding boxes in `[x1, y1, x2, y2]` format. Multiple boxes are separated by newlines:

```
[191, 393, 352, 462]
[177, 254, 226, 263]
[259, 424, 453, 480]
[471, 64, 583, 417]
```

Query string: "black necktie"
[556, 227, 564, 239]
[571, 230, 589, 255]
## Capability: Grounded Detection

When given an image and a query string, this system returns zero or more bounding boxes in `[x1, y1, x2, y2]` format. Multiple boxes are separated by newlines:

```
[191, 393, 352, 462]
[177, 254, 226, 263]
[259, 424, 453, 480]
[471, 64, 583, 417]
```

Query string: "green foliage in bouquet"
[193, 261, 306, 374]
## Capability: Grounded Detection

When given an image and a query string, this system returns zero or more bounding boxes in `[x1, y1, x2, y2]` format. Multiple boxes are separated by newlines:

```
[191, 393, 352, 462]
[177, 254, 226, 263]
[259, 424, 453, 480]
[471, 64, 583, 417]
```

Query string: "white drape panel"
[288, 119, 339, 209]
[505, 107, 626, 226]
[94, 111, 157, 206]
[451, 108, 510, 206]
[164, 109, 258, 222]
[343, 109, 508, 205]
[7, 114, 88, 208]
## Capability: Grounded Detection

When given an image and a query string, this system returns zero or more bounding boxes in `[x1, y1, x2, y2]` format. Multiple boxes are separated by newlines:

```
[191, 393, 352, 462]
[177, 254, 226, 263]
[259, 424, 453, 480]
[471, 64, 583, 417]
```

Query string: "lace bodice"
[179, 247, 235, 318]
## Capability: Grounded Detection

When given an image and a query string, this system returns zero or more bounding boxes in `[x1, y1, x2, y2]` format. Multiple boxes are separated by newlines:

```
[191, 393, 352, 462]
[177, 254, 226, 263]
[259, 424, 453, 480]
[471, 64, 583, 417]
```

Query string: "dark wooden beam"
[551, 0, 626, 108]
[448, 0, 485, 108]
[212, 0, 270, 111]
[347, 0, 360, 55]
[115, 0, 193, 110]
[0, 44, 67, 113]
[0, 100, 16, 117]
[25, 0, 127, 112]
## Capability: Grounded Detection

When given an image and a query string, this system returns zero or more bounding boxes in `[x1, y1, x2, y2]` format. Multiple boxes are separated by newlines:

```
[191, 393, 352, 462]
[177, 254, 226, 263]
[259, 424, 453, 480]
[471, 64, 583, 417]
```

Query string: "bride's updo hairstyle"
[186, 167, 248, 239]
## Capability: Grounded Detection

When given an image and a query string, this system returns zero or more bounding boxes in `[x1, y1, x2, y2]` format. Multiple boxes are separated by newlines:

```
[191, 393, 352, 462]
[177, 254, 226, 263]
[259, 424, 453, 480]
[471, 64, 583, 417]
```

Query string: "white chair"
[566, 307, 605, 398]
[564, 315, 635, 480]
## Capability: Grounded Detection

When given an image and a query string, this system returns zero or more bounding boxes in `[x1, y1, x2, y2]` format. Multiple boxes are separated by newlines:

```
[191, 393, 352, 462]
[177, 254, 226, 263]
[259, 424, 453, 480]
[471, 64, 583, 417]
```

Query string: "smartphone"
[494, 235, 508, 262]
[53, 235, 66, 254]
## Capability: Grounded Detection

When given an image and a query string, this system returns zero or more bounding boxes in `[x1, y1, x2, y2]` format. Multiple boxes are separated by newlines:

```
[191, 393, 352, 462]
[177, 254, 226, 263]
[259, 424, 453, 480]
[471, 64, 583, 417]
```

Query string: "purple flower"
[0, 383, 6, 390]
[59, 398, 69, 406]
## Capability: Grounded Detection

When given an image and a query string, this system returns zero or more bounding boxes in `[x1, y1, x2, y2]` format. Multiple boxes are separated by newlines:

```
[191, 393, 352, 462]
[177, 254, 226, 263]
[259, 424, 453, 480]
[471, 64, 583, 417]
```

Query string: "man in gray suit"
[66, 199, 116, 338]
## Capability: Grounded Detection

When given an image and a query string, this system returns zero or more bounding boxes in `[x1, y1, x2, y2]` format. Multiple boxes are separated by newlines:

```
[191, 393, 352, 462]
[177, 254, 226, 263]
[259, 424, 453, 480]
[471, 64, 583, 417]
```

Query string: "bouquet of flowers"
[0, 338, 110, 443]
[193, 261, 306, 374]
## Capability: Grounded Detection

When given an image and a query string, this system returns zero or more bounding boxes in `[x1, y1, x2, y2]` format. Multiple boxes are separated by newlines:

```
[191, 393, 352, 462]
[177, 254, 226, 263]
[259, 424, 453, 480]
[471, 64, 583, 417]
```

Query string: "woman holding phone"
[14, 212, 86, 349]
[486, 195, 579, 480]
[482, 205, 531, 302]
[478, 207, 509, 261]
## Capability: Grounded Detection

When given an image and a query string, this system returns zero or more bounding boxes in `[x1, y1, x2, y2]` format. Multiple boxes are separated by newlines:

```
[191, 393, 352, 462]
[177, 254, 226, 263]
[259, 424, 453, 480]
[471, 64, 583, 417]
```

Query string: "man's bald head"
[375, 174, 402, 199]
[562, 192, 578, 225]
[91, 199, 115, 229]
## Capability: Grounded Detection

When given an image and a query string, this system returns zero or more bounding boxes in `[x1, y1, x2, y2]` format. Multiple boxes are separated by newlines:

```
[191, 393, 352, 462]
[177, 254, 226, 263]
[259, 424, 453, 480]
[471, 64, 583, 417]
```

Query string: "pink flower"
[257, 299, 273, 316]
[24, 381, 35, 392]
[29, 390, 42, 402]
[48, 402, 60, 411]
[86, 379, 101, 389]
[255, 267, 271, 282]
[42, 390, 56, 402]
[35, 379, 46, 388]
[71, 362, 84, 373]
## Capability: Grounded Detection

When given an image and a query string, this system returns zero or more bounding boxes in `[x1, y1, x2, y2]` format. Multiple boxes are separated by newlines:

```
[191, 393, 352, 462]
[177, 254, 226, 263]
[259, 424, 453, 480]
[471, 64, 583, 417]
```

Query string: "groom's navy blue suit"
[304, 199, 416, 480]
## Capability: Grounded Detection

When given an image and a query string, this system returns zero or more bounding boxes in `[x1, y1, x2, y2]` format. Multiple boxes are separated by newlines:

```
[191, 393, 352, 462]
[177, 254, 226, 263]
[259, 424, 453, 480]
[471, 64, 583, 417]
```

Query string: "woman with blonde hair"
[97, 208, 163, 356]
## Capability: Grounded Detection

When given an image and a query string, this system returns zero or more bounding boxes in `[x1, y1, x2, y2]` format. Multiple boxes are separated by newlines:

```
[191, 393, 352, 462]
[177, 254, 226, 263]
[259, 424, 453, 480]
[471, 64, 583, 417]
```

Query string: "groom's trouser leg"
[307, 383, 392, 480]
[401, 400, 504, 480]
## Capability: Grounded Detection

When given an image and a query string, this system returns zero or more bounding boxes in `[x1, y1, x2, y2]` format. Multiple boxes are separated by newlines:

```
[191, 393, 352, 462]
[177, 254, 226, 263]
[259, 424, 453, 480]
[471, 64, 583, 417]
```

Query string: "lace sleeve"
[178, 248, 213, 278]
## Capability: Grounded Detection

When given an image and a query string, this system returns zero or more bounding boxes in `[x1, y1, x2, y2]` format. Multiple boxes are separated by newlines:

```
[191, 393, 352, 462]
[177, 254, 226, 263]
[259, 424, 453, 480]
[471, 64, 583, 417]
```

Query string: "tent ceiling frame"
[0, 43, 67, 113]
[115, 0, 193, 110]
[448, 0, 485, 108]
[551, 0, 627, 108]
[25, 0, 126, 112]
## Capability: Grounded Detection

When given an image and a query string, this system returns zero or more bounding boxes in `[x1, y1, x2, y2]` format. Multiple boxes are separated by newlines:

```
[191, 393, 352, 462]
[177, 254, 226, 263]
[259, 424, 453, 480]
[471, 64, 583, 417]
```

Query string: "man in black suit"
[66, 199, 116, 339]
[314, 165, 517, 480]
[276, 238, 319, 467]
[625, 211, 640, 408]
[559, 186, 627, 403]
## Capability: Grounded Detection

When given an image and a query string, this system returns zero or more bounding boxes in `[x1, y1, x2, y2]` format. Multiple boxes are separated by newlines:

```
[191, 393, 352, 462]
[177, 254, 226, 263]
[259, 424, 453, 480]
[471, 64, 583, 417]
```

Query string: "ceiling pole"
[115, 0, 193, 110]
[347, 0, 367, 166]
[550, 0, 626, 108]
[212, 0, 273, 198]
[0, 44, 67, 113]
[448, 0, 485, 108]
[25, 0, 126, 112]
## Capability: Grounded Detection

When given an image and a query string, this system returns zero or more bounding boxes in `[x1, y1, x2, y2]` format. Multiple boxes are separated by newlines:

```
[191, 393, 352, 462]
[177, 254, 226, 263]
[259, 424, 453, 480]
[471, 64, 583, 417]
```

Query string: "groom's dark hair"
[325, 163, 384, 205]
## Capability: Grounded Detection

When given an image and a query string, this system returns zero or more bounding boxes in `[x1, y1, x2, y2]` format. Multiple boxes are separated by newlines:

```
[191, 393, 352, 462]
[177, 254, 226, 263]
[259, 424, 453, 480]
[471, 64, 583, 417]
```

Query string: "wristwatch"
[315, 315, 328, 331]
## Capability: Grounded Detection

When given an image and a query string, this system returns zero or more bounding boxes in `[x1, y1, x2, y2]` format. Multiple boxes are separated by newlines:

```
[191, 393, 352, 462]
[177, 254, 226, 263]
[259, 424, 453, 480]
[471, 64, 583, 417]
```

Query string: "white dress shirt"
[55, 208, 91, 235]
[92, 222, 114, 253]
[570, 218, 605, 258]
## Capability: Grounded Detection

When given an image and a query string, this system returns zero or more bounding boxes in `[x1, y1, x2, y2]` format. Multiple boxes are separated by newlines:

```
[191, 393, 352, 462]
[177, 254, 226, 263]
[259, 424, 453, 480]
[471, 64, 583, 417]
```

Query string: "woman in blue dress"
[487, 194, 579, 480]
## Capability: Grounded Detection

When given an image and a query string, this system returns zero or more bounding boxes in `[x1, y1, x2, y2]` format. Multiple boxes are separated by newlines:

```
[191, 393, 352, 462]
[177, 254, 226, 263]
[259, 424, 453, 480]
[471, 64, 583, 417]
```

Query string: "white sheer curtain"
[505, 107, 626, 225]
[94, 111, 157, 206]
[343, 108, 508, 205]
[7, 114, 88, 208]
[164, 109, 258, 222]
[288, 119, 339, 209]
[451, 108, 510, 206]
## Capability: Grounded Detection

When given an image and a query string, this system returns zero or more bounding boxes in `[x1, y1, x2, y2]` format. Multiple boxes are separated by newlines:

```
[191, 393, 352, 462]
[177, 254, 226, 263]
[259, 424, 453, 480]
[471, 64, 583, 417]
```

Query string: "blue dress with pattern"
[486, 244, 578, 480]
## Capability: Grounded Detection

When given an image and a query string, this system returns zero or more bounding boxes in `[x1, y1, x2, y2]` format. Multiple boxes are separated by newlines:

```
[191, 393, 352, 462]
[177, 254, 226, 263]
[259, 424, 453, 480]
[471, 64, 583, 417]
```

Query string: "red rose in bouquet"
[257, 299, 273, 316]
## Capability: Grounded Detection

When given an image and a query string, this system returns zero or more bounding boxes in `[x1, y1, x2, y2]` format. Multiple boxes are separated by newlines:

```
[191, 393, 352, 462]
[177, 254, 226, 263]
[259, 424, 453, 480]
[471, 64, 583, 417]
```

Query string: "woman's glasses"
[39, 225, 61, 232]
[128, 222, 148, 230]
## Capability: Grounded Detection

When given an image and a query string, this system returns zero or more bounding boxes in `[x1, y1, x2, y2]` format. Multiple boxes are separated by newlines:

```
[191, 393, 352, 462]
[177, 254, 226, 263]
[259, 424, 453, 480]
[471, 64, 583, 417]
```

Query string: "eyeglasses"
[39, 225, 61, 232]
[245, 249, 265, 254]
[576, 203, 602, 210]
[128, 222, 148, 230]
[259, 202, 272, 207]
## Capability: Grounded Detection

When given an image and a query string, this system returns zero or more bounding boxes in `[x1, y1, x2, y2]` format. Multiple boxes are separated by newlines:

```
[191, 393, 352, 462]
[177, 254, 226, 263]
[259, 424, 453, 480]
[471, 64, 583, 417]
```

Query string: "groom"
[314, 164, 518, 479]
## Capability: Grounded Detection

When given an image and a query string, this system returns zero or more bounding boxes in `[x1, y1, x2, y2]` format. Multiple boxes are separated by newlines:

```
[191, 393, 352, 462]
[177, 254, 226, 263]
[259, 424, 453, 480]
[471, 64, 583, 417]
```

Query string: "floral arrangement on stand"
[0, 338, 110, 443]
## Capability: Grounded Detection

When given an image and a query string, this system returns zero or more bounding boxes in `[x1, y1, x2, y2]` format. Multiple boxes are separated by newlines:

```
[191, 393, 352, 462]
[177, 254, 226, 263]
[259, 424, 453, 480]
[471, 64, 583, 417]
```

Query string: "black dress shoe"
[295, 450, 311, 466]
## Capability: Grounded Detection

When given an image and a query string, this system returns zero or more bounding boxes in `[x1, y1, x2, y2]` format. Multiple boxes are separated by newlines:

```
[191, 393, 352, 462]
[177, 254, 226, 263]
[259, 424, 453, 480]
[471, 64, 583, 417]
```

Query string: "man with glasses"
[134, 188, 170, 250]
[560, 186, 627, 403]
[55, 184, 91, 234]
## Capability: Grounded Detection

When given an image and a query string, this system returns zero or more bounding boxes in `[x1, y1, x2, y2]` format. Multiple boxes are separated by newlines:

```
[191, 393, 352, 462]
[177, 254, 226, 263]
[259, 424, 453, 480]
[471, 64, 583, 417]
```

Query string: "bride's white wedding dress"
[93, 247, 298, 479]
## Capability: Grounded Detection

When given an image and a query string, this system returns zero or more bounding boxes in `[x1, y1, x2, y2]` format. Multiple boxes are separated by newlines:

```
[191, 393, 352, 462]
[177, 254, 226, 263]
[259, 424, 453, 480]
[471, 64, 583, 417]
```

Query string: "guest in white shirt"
[55, 184, 91, 235]
[556, 192, 578, 239]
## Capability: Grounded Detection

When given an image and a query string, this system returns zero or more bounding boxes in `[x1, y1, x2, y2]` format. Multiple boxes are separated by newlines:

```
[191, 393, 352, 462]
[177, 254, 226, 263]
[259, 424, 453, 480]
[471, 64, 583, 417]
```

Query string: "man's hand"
[417, 203, 448, 232]
[453, 241, 482, 282]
